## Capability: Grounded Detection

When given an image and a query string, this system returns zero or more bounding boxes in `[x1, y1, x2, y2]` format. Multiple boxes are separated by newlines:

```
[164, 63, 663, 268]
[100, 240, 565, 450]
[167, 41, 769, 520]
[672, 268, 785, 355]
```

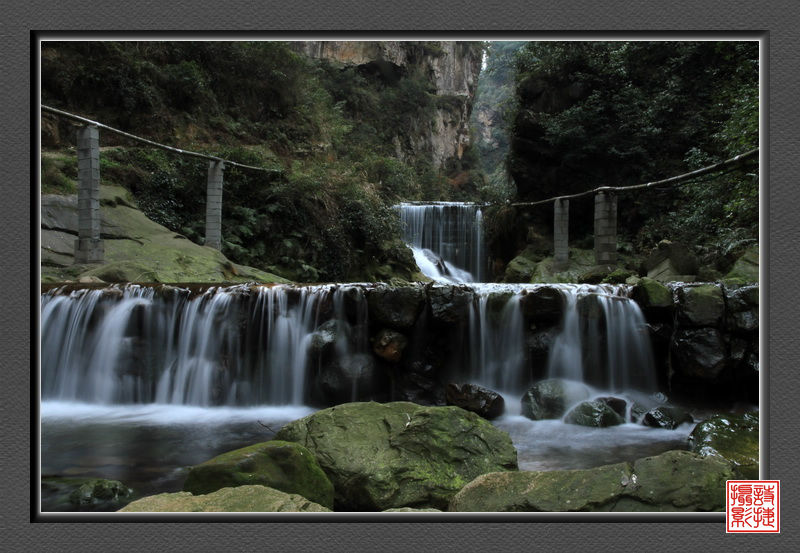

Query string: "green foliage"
[507, 41, 759, 252]
[41, 155, 77, 194]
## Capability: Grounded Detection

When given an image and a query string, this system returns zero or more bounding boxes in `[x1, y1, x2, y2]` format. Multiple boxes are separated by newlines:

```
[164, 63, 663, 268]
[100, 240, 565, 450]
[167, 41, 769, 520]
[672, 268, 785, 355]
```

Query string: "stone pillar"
[594, 191, 618, 264]
[74, 125, 104, 263]
[553, 198, 569, 270]
[205, 161, 224, 250]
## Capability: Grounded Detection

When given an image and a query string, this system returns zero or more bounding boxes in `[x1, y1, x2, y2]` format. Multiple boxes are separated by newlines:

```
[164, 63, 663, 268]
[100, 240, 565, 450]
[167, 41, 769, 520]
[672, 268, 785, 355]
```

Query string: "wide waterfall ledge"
[41, 282, 660, 408]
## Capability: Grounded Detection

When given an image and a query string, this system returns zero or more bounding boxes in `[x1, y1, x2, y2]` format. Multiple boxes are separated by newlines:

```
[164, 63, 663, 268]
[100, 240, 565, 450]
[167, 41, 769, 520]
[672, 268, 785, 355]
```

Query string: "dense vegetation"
[41, 41, 482, 282]
[506, 41, 758, 263]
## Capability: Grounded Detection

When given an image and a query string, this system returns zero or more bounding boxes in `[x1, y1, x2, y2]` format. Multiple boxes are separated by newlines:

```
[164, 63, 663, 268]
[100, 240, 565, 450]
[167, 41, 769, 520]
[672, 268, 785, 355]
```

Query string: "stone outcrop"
[449, 450, 733, 512]
[292, 41, 482, 169]
[275, 401, 517, 511]
[41, 185, 288, 284]
[445, 383, 505, 419]
[118, 485, 330, 512]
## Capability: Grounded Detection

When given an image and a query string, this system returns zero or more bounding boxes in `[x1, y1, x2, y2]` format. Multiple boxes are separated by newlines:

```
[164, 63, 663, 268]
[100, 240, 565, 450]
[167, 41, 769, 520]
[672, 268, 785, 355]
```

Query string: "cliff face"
[293, 41, 482, 169]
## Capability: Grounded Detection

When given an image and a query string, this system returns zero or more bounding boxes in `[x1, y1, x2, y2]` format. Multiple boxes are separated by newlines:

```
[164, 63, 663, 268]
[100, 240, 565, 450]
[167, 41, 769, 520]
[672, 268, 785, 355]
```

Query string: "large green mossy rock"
[677, 284, 725, 327]
[631, 277, 673, 314]
[449, 450, 733, 512]
[41, 187, 289, 284]
[503, 247, 542, 283]
[275, 401, 518, 511]
[118, 485, 330, 512]
[724, 245, 759, 284]
[689, 411, 759, 479]
[182, 440, 334, 509]
[520, 379, 592, 421]
[564, 400, 625, 427]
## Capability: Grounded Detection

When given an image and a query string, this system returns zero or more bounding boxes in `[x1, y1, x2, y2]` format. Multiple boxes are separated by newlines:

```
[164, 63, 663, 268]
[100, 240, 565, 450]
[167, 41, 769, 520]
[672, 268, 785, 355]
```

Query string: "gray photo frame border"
[4, 0, 798, 550]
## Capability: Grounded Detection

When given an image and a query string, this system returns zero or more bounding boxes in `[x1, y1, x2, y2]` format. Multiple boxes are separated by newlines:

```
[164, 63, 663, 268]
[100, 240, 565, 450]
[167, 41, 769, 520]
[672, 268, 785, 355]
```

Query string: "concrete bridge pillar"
[553, 198, 569, 270]
[594, 191, 617, 264]
[74, 125, 104, 263]
[205, 161, 224, 250]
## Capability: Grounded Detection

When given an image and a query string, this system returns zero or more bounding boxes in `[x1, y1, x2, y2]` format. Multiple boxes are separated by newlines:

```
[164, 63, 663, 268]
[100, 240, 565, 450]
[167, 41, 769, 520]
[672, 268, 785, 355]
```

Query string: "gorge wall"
[292, 41, 482, 170]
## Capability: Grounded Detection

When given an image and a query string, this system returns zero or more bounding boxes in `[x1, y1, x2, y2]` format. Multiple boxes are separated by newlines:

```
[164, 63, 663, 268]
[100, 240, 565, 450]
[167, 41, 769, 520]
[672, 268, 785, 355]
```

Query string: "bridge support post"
[553, 198, 569, 270]
[594, 191, 617, 265]
[205, 161, 224, 250]
[74, 125, 104, 264]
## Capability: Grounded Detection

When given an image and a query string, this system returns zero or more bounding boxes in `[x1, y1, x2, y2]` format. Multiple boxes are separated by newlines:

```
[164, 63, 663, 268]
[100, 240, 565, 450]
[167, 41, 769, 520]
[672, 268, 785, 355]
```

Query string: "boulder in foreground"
[118, 485, 330, 512]
[276, 401, 518, 511]
[449, 450, 733, 512]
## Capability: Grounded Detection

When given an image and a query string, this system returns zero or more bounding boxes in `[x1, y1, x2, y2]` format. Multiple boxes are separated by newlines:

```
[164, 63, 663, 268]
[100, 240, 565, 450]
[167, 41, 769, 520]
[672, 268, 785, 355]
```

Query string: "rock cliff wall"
[292, 41, 482, 169]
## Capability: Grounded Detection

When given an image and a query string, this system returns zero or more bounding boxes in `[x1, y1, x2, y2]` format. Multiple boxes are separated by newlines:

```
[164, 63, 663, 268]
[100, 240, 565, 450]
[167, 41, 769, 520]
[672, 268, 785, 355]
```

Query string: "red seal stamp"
[726, 480, 780, 533]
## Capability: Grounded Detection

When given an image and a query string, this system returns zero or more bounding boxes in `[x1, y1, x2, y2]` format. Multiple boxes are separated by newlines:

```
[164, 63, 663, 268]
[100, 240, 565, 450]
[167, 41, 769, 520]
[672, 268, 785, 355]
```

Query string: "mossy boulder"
[564, 400, 625, 427]
[182, 440, 334, 509]
[631, 277, 673, 321]
[448, 450, 733, 512]
[724, 245, 759, 284]
[677, 284, 725, 327]
[521, 379, 592, 421]
[689, 411, 759, 479]
[119, 485, 330, 512]
[275, 401, 518, 511]
[502, 246, 542, 283]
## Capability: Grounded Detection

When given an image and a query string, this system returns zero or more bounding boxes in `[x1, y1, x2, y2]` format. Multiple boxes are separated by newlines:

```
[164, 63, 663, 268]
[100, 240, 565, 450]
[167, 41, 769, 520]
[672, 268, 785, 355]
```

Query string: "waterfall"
[41, 284, 336, 406]
[397, 202, 486, 283]
[546, 284, 657, 393]
[40, 282, 658, 408]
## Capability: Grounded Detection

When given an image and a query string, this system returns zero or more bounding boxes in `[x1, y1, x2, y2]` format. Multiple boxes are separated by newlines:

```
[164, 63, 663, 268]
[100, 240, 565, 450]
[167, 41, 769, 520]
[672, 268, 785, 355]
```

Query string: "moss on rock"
[689, 411, 759, 479]
[275, 401, 518, 511]
[182, 440, 334, 509]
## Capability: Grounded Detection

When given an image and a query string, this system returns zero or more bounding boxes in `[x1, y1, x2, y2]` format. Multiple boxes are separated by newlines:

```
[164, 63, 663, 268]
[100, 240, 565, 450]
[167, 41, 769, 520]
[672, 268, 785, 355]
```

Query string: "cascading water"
[397, 202, 486, 283]
[41, 284, 345, 406]
[546, 284, 658, 394]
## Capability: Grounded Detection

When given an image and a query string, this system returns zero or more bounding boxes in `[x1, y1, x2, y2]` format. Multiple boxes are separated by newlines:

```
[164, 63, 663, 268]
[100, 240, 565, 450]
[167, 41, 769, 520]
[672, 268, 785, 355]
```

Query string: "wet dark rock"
[42, 476, 133, 511]
[642, 405, 694, 429]
[519, 286, 564, 324]
[367, 285, 425, 330]
[520, 378, 592, 421]
[677, 284, 725, 327]
[671, 328, 727, 380]
[445, 383, 505, 420]
[564, 400, 625, 427]
[428, 285, 473, 324]
[597, 396, 628, 419]
[725, 284, 759, 335]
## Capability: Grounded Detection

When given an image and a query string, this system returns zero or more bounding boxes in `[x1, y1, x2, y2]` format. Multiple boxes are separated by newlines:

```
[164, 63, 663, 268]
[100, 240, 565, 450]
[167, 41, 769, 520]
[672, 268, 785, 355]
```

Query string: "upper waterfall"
[396, 202, 487, 283]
